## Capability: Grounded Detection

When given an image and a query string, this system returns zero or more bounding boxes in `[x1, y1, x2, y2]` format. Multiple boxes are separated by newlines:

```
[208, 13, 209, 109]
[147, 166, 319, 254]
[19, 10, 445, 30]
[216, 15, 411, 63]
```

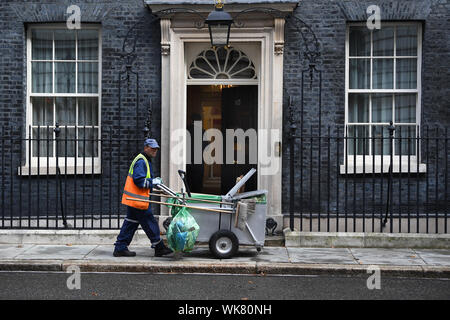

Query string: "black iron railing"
[288, 124, 449, 234]
[1, 123, 448, 233]
[0, 124, 150, 229]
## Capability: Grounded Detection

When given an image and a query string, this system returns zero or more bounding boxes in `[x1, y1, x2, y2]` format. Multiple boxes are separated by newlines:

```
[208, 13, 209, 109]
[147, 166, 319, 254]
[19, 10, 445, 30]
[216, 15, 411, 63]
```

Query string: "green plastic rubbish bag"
[166, 206, 200, 253]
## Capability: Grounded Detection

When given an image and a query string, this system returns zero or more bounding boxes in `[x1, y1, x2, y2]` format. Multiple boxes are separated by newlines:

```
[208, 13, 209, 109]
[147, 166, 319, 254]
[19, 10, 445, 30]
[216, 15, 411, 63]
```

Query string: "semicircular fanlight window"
[188, 47, 257, 80]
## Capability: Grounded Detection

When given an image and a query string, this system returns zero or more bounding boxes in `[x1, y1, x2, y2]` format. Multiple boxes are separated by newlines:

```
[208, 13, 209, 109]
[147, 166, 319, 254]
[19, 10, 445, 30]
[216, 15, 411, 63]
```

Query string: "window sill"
[18, 165, 102, 176]
[340, 163, 426, 175]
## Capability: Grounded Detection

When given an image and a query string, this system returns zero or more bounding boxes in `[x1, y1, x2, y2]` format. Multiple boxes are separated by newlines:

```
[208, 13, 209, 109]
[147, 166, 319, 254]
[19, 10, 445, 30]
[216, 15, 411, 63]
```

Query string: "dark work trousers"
[114, 206, 161, 252]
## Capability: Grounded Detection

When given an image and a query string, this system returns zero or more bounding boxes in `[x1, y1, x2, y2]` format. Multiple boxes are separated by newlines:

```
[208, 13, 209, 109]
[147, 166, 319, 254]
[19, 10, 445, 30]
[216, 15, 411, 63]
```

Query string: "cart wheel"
[209, 230, 239, 259]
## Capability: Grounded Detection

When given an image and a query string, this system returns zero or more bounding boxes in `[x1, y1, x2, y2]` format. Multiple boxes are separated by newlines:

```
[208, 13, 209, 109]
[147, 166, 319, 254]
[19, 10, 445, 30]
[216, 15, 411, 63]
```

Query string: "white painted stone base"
[284, 229, 450, 249]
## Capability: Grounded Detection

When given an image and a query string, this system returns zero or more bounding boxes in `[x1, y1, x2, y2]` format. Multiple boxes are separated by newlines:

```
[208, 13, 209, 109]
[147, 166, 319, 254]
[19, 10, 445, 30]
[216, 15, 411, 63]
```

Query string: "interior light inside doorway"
[217, 84, 234, 90]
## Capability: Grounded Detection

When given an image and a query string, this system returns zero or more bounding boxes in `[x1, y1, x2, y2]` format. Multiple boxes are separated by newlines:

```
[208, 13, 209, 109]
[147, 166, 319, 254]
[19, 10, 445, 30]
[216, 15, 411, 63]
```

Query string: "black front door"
[221, 86, 258, 194]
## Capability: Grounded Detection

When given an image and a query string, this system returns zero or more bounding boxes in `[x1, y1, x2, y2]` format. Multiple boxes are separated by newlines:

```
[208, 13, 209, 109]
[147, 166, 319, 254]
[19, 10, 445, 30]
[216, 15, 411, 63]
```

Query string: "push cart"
[159, 168, 268, 259]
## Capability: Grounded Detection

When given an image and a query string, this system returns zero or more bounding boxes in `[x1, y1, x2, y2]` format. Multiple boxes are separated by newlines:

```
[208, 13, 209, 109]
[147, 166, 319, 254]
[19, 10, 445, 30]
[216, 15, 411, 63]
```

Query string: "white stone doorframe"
[158, 19, 285, 232]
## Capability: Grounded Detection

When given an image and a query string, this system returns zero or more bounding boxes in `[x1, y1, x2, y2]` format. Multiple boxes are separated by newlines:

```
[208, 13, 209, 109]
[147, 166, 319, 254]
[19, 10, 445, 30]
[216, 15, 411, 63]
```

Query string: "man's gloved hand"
[143, 177, 163, 189]
[152, 177, 163, 186]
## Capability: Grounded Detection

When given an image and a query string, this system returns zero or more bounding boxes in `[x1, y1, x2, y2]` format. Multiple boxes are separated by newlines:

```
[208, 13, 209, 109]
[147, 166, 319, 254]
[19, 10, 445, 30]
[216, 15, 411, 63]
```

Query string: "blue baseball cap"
[144, 138, 160, 149]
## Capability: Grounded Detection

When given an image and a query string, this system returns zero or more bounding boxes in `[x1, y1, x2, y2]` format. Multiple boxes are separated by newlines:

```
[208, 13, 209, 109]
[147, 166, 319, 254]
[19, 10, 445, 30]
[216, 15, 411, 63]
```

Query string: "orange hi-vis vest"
[121, 154, 152, 210]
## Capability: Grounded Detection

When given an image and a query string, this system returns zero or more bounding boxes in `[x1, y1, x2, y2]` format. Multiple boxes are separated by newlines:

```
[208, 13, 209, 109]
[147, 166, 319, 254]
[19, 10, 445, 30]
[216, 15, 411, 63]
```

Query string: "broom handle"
[126, 197, 234, 214]
[149, 192, 233, 205]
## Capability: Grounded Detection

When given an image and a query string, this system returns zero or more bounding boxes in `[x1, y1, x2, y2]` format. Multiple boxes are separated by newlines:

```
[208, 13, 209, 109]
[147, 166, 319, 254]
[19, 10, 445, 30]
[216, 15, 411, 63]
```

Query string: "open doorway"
[186, 85, 258, 195]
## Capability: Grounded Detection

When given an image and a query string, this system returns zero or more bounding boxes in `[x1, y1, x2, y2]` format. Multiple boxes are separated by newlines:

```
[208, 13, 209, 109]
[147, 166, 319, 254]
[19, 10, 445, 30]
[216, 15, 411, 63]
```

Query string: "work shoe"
[113, 249, 136, 257]
[154, 242, 173, 257]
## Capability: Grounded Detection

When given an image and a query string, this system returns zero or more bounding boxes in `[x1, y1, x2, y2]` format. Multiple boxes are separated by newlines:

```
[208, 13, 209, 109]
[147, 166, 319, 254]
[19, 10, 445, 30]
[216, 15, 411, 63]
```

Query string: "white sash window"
[23, 25, 101, 175]
[344, 22, 425, 174]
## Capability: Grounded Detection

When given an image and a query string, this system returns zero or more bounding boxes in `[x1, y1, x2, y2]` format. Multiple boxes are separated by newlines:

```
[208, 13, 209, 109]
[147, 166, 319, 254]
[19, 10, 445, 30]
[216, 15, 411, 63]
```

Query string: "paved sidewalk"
[0, 243, 449, 277]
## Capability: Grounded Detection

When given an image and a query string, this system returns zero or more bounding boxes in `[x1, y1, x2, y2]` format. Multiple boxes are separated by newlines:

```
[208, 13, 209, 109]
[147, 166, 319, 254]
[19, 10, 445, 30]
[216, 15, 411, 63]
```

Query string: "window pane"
[56, 128, 76, 157]
[372, 125, 391, 155]
[189, 67, 212, 79]
[396, 58, 417, 89]
[78, 98, 98, 126]
[32, 127, 53, 157]
[77, 62, 98, 93]
[230, 57, 256, 79]
[396, 26, 417, 56]
[32, 97, 53, 126]
[55, 62, 76, 93]
[78, 30, 99, 60]
[348, 94, 369, 123]
[32, 30, 52, 60]
[349, 27, 371, 56]
[54, 29, 76, 60]
[55, 97, 76, 126]
[372, 94, 392, 123]
[349, 58, 370, 89]
[347, 125, 369, 156]
[193, 56, 215, 76]
[395, 126, 416, 156]
[223, 49, 238, 73]
[373, 27, 394, 56]
[32, 62, 52, 93]
[78, 128, 98, 157]
[372, 58, 393, 89]
[395, 94, 416, 123]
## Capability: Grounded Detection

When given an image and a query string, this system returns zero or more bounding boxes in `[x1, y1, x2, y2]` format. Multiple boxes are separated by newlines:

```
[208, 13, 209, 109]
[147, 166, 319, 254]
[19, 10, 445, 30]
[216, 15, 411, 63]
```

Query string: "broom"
[234, 199, 256, 230]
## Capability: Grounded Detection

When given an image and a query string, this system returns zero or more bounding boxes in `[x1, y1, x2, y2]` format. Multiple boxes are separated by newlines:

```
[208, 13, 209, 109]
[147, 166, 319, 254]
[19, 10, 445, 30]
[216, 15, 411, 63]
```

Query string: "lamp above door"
[205, 0, 233, 48]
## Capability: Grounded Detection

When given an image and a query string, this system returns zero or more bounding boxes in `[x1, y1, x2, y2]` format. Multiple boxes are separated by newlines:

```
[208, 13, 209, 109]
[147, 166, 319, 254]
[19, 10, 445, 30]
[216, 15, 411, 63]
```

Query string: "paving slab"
[86, 245, 218, 263]
[414, 249, 450, 266]
[183, 246, 289, 263]
[0, 244, 34, 259]
[174, 246, 217, 262]
[85, 245, 151, 262]
[254, 247, 289, 263]
[287, 248, 357, 264]
[350, 248, 426, 266]
[14, 244, 97, 260]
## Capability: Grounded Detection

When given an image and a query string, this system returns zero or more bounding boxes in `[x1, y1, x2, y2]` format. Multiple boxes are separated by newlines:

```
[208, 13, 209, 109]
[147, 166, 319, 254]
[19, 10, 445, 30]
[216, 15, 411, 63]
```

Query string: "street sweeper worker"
[113, 138, 173, 257]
